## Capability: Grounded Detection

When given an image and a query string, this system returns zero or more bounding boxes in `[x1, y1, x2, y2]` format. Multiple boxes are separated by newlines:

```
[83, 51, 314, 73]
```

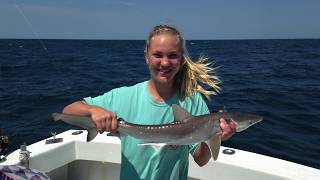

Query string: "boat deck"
[1, 130, 319, 180]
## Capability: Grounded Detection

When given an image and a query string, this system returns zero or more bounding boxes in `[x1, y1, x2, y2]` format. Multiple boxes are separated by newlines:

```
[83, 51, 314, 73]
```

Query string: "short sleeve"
[83, 90, 114, 111]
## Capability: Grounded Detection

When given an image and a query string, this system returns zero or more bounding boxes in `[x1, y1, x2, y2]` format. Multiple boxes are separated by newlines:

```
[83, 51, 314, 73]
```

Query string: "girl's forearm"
[63, 101, 92, 116]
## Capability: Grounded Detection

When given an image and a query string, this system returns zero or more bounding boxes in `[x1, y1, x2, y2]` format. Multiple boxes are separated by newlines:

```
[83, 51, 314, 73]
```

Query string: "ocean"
[0, 39, 319, 169]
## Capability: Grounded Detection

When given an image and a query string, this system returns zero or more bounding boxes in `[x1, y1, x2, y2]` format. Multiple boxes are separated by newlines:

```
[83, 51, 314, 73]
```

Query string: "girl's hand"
[220, 118, 237, 141]
[89, 106, 118, 133]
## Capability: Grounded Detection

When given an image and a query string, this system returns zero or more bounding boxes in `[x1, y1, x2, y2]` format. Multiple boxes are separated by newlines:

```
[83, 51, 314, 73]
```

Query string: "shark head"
[226, 112, 263, 132]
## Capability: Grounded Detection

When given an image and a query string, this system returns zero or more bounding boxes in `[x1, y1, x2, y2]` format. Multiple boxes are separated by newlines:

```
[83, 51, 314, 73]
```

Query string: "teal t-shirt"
[84, 81, 209, 180]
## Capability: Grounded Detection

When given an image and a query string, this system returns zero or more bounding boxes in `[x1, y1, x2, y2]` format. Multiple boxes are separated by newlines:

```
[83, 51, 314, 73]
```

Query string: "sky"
[0, 0, 320, 40]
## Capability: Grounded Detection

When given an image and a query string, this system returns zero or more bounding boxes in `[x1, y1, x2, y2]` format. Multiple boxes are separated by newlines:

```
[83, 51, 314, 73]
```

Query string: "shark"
[52, 104, 262, 160]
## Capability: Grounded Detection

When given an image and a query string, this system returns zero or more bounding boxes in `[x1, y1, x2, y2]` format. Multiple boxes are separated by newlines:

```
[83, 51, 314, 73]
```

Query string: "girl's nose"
[160, 57, 170, 66]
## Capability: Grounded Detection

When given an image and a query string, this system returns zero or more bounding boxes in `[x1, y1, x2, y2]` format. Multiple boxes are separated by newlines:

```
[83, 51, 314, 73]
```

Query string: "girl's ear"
[144, 51, 149, 64]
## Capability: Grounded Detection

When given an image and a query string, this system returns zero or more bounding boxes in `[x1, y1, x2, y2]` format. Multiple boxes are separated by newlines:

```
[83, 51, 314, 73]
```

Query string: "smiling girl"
[63, 24, 236, 180]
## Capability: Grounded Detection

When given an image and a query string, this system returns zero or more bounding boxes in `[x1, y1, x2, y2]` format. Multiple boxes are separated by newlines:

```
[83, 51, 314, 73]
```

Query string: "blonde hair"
[145, 25, 221, 99]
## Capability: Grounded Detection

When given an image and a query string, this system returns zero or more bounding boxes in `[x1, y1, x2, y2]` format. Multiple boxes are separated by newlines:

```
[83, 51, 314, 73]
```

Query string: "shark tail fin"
[206, 134, 221, 161]
[52, 113, 62, 122]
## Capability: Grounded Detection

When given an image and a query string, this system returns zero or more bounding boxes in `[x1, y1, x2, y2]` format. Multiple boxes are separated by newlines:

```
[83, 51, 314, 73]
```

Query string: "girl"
[63, 25, 236, 180]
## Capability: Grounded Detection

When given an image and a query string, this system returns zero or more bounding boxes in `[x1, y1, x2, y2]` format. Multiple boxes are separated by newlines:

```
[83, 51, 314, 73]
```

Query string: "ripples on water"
[0, 39, 319, 169]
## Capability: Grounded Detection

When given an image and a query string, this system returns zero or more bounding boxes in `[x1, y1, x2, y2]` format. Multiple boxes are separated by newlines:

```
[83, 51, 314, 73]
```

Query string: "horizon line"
[0, 37, 319, 41]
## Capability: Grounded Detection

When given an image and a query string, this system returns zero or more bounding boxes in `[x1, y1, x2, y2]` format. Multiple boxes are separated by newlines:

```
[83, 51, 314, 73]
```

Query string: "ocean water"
[0, 39, 319, 169]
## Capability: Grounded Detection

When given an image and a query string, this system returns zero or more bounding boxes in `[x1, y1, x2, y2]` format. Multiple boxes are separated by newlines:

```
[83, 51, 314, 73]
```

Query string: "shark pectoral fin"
[172, 104, 193, 122]
[137, 143, 167, 150]
[106, 132, 120, 137]
[87, 129, 98, 142]
[206, 134, 221, 161]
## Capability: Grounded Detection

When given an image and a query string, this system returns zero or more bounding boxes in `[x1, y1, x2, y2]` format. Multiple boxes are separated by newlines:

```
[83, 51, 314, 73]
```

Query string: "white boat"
[1, 130, 319, 180]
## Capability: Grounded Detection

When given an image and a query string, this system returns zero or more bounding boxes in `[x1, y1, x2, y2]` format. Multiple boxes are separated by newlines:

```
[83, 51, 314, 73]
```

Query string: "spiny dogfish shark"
[52, 104, 262, 160]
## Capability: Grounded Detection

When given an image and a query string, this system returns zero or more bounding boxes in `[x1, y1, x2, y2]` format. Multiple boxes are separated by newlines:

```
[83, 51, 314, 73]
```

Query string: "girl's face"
[146, 34, 182, 85]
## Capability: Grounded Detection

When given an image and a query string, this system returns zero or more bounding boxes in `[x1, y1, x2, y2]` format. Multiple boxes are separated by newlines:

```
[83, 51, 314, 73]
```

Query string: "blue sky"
[1, 0, 319, 40]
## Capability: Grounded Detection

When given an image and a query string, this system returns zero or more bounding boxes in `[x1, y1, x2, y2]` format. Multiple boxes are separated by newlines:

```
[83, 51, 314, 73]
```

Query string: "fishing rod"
[11, 0, 69, 78]
[13, 0, 49, 55]
[8, 0, 67, 152]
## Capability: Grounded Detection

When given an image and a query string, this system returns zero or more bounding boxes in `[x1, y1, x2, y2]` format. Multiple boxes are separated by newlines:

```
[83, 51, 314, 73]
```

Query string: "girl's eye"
[153, 53, 162, 58]
[168, 54, 178, 59]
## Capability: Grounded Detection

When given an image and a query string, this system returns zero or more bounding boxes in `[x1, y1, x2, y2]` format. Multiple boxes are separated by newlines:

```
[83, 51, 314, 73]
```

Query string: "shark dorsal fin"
[172, 104, 193, 122]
